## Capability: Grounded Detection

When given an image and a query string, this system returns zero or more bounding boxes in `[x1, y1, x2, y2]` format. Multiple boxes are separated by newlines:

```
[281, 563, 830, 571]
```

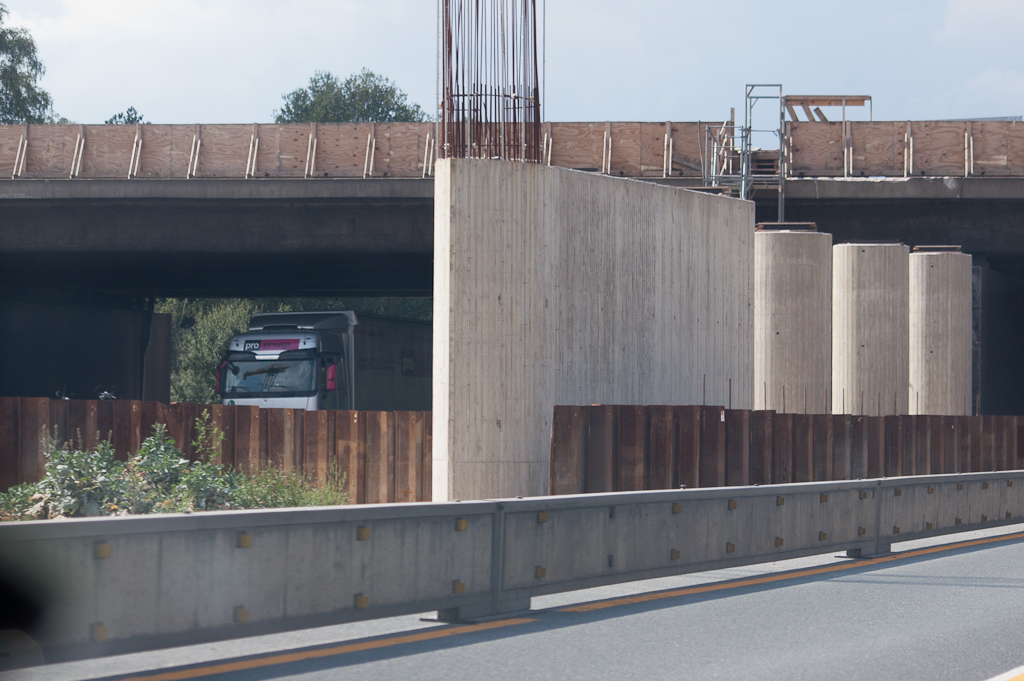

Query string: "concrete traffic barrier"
[1, 471, 1022, 663]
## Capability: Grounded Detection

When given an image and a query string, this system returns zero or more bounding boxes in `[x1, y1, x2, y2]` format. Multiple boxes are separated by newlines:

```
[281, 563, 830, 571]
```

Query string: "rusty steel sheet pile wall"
[549, 404, 1023, 495]
[434, 159, 754, 501]
[0, 397, 431, 504]
[3, 472, 1023, 661]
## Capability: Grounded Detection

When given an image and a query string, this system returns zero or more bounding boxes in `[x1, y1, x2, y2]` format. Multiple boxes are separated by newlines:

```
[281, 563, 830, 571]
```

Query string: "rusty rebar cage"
[439, 0, 542, 163]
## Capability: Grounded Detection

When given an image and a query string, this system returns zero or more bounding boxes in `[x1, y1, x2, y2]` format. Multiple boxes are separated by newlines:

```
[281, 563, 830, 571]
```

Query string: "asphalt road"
[8, 526, 1024, 681]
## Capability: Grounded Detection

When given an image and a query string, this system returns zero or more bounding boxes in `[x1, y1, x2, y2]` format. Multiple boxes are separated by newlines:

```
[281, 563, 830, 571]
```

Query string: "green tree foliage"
[274, 68, 428, 124]
[0, 4, 54, 123]
[105, 106, 145, 124]
[156, 297, 432, 404]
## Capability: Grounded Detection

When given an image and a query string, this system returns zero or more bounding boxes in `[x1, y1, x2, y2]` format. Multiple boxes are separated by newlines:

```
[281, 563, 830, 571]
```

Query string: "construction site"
[8, 2, 1024, 674]
[0, 0, 1023, 504]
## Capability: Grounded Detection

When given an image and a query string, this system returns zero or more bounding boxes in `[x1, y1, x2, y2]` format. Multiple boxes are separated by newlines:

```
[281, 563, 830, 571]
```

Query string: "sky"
[5, 0, 1024, 126]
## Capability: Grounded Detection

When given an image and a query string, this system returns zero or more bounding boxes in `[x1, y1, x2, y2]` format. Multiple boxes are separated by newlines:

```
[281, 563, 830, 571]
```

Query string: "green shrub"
[34, 436, 126, 518]
[233, 465, 348, 509]
[0, 415, 348, 521]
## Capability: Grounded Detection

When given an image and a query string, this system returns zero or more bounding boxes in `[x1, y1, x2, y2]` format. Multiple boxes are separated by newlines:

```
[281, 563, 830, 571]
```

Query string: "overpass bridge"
[2, 119, 1024, 297]
[1, 121, 1023, 409]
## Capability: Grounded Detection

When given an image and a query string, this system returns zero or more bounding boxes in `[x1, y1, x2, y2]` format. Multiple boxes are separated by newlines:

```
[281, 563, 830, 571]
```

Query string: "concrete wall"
[3, 473, 1020, 662]
[909, 251, 972, 415]
[433, 159, 754, 500]
[832, 243, 910, 416]
[754, 230, 832, 413]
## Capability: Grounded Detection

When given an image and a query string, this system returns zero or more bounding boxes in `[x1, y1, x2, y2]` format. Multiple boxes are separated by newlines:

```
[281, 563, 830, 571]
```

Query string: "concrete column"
[909, 249, 972, 415]
[754, 229, 832, 413]
[832, 243, 910, 416]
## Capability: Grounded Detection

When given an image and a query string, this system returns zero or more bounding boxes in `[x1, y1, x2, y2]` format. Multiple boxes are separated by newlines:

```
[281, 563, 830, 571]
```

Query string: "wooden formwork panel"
[0, 125, 23, 177]
[849, 122, 907, 177]
[607, 122, 642, 177]
[910, 121, 967, 176]
[670, 122, 706, 177]
[315, 123, 374, 177]
[790, 121, 844, 176]
[638, 122, 667, 178]
[252, 124, 306, 177]
[1006, 123, 1024, 176]
[193, 124, 250, 178]
[21, 125, 77, 178]
[77, 125, 137, 178]
[136, 124, 194, 178]
[546, 122, 604, 171]
[384, 122, 430, 178]
[971, 121, 1012, 176]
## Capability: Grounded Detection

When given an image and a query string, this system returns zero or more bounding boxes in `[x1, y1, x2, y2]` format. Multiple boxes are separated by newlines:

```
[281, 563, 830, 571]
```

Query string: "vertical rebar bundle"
[440, 0, 542, 163]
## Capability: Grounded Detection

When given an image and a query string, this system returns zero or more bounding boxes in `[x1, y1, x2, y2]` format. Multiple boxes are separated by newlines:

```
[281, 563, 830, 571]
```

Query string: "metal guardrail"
[2, 471, 1023, 662]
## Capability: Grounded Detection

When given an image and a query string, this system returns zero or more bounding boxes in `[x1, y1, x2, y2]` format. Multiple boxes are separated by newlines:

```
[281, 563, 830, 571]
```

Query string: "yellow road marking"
[117, 617, 536, 681]
[560, 530, 1024, 613]
[112, 529, 1024, 680]
[984, 665, 1024, 681]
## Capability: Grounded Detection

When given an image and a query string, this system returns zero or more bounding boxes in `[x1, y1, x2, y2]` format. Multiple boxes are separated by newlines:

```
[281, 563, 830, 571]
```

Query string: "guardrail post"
[437, 502, 528, 621]
[845, 480, 890, 558]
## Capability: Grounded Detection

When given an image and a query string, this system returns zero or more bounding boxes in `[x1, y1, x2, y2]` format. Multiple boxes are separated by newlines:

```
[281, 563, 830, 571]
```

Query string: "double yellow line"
[116, 529, 1024, 681]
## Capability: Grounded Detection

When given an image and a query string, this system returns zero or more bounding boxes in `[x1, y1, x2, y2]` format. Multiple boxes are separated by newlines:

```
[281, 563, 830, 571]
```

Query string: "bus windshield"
[222, 355, 317, 396]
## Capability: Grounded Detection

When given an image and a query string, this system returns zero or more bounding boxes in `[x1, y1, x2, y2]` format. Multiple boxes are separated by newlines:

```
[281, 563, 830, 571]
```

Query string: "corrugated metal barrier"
[0, 397, 431, 504]
[549, 405, 1022, 495]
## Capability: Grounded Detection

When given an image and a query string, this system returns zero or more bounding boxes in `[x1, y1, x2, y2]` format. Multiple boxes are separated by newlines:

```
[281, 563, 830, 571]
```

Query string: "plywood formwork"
[791, 120, 1024, 178]
[135, 125, 194, 178]
[848, 122, 908, 177]
[789, 122, 844, 176]
[433, 158, 754, 501]
[75, 125, 137, 178]
[2, 120, 1022, 181]
[21, 125, 78, 178]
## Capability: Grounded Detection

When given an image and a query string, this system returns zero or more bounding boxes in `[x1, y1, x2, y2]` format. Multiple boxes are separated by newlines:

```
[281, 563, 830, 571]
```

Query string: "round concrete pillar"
[754, 230, 832, 413]
[909, 249, 972, 415]
[832, 243, 910, 416]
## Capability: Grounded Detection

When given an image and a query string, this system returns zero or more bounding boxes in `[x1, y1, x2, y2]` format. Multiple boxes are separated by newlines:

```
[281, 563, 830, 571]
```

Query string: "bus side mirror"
[326, 363, 337, 391]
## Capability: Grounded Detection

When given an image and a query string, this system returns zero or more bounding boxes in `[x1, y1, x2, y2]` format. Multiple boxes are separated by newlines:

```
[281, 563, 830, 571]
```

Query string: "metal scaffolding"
[703, 84, 786, 221]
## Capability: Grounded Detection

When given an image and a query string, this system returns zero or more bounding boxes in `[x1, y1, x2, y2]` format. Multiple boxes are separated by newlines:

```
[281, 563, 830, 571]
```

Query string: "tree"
[274, 69, 428, 124]
[0, 4, 54, 124]
[105, 106, 145, 125]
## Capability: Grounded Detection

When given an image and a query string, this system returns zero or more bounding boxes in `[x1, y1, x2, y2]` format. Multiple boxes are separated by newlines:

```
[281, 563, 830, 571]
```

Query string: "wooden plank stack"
[0, 397, 431, 504]
[549, 405, 1023, 495]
